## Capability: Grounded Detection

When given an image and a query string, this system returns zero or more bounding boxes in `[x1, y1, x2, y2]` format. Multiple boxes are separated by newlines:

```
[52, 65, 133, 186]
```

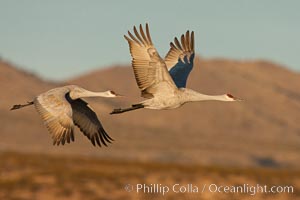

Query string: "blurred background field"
[1, 151, 299, 200]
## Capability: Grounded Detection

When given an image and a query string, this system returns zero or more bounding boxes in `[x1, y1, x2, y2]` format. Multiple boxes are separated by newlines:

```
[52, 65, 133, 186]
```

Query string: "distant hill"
[1, 58, 300, 168]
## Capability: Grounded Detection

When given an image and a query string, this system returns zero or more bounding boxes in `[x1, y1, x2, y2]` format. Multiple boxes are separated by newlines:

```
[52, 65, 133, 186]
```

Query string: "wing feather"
[139, 24, 149, 45]
[185, 31, 190, 51]
[34, 87, 74, 146]
[165, 31, 195, 88]
[70, 98, 113, 147]
[124, 23, 177, 98]
[174, 37, 182, 50]
[181, 35, 186, 50]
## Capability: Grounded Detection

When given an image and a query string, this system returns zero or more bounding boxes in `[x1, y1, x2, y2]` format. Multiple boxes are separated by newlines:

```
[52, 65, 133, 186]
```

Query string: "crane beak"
[234, 97, 244, 101]
[115, 93, 124, 97]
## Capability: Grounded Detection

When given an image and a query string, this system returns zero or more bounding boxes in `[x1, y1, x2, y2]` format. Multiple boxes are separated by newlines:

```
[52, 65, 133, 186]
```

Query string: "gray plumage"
[11, 85, 119, 146]
[111, 24, 242, 114]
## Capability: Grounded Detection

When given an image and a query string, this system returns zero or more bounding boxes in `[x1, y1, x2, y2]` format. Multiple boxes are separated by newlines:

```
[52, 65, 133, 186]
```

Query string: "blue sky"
[1, 0, 299, 80]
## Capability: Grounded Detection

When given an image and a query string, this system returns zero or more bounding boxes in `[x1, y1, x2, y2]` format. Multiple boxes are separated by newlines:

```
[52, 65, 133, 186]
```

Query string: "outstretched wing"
[165, 31, 195, 88]
[124, 23, 177, 98]
[34, 87, 75, 146]
[70, 98, 113, 147]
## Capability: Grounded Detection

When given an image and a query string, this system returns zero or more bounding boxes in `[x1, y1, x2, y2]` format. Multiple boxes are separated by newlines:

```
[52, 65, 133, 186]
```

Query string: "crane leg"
[10, 101, 34, 110]
[110, 104, 144, 114]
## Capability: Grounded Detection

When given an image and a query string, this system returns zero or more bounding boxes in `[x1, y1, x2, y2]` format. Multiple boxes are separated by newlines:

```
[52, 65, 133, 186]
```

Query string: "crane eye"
[110, 91, 116, 95]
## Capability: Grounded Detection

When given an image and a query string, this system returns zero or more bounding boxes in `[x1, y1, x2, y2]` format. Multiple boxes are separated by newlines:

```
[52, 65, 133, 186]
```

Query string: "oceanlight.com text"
[124, 183, 294, 196]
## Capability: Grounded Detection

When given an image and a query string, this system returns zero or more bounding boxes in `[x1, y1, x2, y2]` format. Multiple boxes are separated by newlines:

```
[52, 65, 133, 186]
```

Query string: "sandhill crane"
[11, 85, 121, 146]
[111, 24, 242, 114]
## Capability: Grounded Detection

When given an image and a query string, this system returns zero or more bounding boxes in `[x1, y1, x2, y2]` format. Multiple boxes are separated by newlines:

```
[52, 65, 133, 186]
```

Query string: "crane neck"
[69, 89, 112, 100]
[181, 89, 230, 102]
[79, 91, 110, 98]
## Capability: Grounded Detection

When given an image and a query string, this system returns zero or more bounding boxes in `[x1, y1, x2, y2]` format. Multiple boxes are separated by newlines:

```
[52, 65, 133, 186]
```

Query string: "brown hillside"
[0, 61, 56, 151]
[1, 58, 300, 168]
